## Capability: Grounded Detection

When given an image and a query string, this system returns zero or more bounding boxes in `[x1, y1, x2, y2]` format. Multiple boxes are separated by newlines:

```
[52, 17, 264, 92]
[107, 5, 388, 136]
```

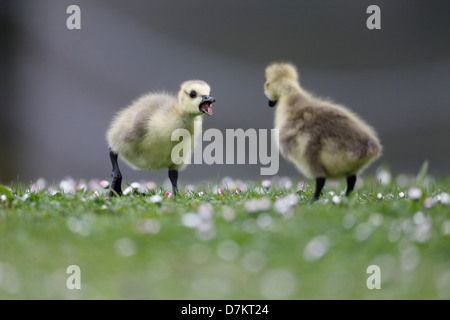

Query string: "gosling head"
[178, 80, 216, 116]
[264, 62, 300, 107]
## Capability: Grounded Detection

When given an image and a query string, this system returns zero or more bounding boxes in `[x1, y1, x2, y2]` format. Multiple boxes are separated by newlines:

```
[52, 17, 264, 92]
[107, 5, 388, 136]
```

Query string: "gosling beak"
[199, 95, 215, 116]
[268, 100, 277, 107]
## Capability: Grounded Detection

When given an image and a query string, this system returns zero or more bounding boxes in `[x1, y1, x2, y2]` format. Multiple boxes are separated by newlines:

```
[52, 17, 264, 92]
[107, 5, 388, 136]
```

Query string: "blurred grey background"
[1, 0, 449, 185]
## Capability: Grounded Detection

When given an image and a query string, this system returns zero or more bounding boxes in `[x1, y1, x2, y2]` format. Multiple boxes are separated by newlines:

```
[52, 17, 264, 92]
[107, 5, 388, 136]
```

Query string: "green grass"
[0, 173, 449, 300]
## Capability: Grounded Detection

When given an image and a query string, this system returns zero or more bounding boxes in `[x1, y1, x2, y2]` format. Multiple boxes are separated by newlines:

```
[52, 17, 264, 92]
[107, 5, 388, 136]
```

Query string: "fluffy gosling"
[264, 62, 382, 202]
[106, 80, 215, 196]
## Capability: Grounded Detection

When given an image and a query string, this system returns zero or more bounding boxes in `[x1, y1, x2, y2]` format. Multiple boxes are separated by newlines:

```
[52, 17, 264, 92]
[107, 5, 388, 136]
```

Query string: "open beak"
[199, 95, 216, 116]
[268, 100, 277, 107]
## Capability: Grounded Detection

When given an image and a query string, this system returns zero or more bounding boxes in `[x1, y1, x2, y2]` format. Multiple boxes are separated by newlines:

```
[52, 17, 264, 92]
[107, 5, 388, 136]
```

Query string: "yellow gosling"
[106, 80, 215, 196]
[264, 62, 382, 202]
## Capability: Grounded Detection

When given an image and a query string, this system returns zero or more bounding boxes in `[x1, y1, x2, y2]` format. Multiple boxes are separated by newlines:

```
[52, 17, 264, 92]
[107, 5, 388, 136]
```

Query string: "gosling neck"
[172, 102, 203, 122]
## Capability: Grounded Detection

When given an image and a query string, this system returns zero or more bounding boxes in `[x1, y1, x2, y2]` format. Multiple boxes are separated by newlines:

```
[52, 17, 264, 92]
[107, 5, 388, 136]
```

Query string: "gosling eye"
[189, 91, 197, 98]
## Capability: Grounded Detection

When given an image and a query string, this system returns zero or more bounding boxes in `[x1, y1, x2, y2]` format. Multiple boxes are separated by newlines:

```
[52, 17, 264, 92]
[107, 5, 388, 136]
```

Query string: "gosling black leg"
[168, 169, 178, 196]
[345, 175, 357, 197]
[310, 177, 326, 203]
[109, 148, 122, 197]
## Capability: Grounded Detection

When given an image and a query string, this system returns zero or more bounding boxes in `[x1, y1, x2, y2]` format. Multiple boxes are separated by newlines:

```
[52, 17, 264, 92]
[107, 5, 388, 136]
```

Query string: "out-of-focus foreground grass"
[0, 169, 449, 299]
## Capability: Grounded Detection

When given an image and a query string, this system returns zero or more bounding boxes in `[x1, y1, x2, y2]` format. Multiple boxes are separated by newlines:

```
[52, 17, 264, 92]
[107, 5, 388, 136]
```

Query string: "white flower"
[303, 235, 330, 262]
[235, 180, 249, 192]
[297, 182, 308, 192]
[198, 191, 204, 197]
[99, 180, 110, 188]
[413, 211, 425, 225]
[278, 177, 292, 189]
[221, 207, 236, 221]
[332, 195, 341, 204]
[217, 240, 240, 262]
[66, 216, 92, 236]
[181, 213, 201, 228]
[261, 179, 271, 189]
[354, 222, 373, 242]
[1, 195, 7, 202]
[376, 168, 391, 186]
[196, 222, 216, 241]
[257, 214, 272, 229]
[131, 182, 147, 193]
[408, 188, 422, 200]
[198, 203, 213, 221]
[413, 219, 432, 244]
[245, 198, 272, 213]
[88, 179, 101, 192]
[377, 193, 383, 200]
[115, 238, 136, 257]
[255, 187, 266, 194]
[145, 181, 157, 191]
[130, 182, 140, 189]
[149, 194, 162, 204]
[242, 251, 266, 273]
[139, 219, 161, 234]
[185, 184, 196, 193]
[260, 269, 297, 299]
[31, 178, 46, 193]
[369, 213, 384, 227]
[123, 186, 134, 195]
[424, 197, 434, 208]
[399, 192, 405, 198]
[400, 246, 420, 271]
[60, 178, 76, 193]
[274, 194, 299, 215]
[439, 192, 450, 205]
[342, 214, 356, 229]
[221, 176, 237, 190]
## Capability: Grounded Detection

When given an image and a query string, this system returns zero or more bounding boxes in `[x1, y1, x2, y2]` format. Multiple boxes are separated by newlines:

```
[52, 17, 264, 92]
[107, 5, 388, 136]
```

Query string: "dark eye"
[189, 91, 197, 98]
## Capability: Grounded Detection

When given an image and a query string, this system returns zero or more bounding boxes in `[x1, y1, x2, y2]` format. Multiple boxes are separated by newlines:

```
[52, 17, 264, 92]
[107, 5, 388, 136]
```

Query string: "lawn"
[0, 166, 449, 300]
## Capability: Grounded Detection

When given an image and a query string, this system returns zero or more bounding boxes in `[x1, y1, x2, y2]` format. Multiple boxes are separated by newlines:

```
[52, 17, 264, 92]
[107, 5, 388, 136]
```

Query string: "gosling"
[106, 80, 215, 197]
[264, 62, 382, 202]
